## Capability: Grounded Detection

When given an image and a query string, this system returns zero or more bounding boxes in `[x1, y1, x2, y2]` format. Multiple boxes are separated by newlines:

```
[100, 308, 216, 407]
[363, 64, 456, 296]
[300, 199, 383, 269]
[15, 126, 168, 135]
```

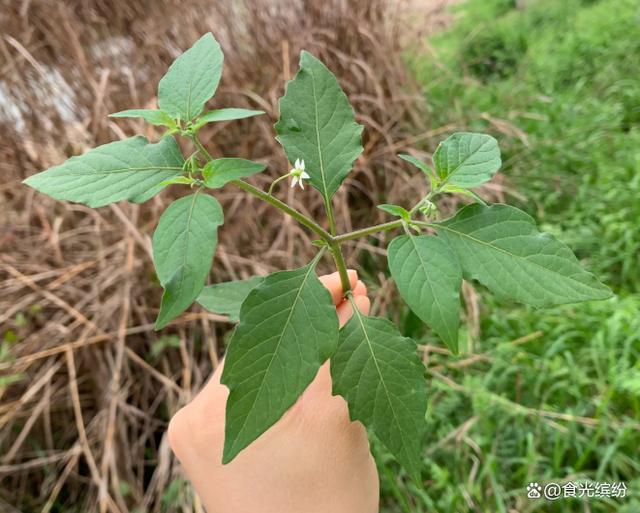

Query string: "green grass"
[414, 0, 640, 292]
[378, 0, 640, 510]
[378, 295, 640, 511]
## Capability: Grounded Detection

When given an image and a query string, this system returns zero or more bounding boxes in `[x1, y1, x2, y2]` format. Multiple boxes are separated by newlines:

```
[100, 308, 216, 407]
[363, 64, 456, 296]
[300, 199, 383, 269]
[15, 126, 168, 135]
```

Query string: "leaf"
[192, 108, 265, 130]
[398, 153, 432, 176]
[399, 153, 438, 189]
[149, 335, 181, 363]
[435, 204, 613, 306]
[109, 109, 176, 127]
[158, 33, 224, 121]
[432, 132, 501, 188]
[377, 204, 410, 220]
[388, 235, 462, 352]
[23, 136, 184, 208]
[153, 192, 224, 329]
[330, 309, 427, 483]
[275, 51, 363, 202]
[221, 262, 339, 463]
[202, 158, 266, 189]
[197, 276, 264, 321]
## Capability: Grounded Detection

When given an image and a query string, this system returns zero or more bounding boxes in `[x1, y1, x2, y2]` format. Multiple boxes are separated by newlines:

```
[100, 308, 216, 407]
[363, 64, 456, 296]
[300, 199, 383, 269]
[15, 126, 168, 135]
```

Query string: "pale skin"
[167, 270, 380, 513]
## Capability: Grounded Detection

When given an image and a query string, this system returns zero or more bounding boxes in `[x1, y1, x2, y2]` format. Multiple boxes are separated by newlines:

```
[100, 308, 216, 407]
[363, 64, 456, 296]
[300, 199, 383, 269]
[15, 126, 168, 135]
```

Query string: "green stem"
[411, 220, 436, 229]
[329, 242, 351, 294]
[333, 220, 403, 243]
[190, 134, 435, 296]
[192, 136, 214, 161]
[267, 174, 289, 196]
[231, 180, 333, 242]
[409, 186, 441, 216]
[191, 136, 332, 242]
[333, 188, 442, 243]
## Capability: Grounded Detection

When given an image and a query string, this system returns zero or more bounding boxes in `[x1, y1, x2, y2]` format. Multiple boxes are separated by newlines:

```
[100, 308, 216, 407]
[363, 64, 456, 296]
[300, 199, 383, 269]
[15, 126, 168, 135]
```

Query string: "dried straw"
[0, 1, 489, 510]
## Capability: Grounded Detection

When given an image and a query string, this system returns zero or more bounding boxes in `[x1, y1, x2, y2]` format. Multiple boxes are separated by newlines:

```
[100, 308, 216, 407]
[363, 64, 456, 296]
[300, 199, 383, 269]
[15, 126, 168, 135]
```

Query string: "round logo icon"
[526, 482, 542, 499]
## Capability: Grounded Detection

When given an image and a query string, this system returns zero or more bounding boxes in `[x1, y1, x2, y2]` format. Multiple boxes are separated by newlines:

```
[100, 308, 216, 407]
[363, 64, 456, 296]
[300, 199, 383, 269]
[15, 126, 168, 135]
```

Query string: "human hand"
[168, 270, 379, 513]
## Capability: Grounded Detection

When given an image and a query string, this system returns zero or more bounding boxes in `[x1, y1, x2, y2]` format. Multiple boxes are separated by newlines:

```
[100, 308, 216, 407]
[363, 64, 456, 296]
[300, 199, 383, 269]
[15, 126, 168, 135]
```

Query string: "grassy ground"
[376, 0, 640, 511]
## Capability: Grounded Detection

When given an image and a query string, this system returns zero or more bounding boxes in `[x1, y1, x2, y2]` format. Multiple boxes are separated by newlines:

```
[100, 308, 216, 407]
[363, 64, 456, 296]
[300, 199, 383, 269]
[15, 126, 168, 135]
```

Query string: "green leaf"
[202, 158, 266, 189]
[221, 261, 339, 463]
[435, 204, 613, 306]
[275, 51, 363, 201]
[153, 192, 224, 329]
[377, 204, 410, 220]
[109, 109, 176, 127]
[192, 108, 265, 130]
[23, 136, 184, 208]
[388, 235, 462, 352]
[398, 153, 432, 176]
[149, 335, 181, 363]
[432, 132, 501, 188]
[330, 308, 427, 483]
[158, 33, 224, 121]
[197, 276, 264, 321]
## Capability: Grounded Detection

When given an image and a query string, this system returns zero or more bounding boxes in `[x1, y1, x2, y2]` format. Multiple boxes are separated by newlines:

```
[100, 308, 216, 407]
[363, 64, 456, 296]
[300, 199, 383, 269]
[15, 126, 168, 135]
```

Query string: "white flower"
[294, 158, 305, 172]
[289, 158, 310, 189]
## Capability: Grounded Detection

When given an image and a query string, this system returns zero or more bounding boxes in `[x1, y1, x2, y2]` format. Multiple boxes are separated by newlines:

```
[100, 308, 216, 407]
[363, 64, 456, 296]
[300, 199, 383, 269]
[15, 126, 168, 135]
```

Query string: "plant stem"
[231, 180, 333, 242]
[191, 136, 332, 242]
[192, 136, 214, 161]
[190, 134, 434, 296]
[333, 220, 403, 243]
[411, 220, 436, 229]
[267, 174, 289, 196]
[409, 187, 440, 215]
[329, 242, 351, 294]
[333, 189, 442, 243]
[325, 199, 337, 236]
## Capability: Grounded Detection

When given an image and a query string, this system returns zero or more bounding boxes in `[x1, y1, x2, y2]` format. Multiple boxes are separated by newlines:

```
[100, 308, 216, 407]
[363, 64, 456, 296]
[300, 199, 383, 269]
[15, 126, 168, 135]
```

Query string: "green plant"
[23, 32, 612, 482]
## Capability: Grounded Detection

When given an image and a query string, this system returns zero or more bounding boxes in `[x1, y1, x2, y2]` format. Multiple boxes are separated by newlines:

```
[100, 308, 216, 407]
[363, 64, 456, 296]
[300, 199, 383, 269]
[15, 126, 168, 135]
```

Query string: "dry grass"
[0, 1, 498, 511]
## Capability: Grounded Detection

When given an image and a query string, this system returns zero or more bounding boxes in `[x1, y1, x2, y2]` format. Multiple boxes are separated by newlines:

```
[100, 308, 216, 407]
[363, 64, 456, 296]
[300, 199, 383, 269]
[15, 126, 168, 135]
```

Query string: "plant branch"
[231, 180, 332, 241]
[333, 187, 443, 243]
[333, 220, 403, 243]
[411, 220, 436, 229]
[191, 135, 214, 161]
[189, 135, 435, 297]
[329, 242, 351, 294]
[191, 135, 332, 242]
[409, 186, 441, 215]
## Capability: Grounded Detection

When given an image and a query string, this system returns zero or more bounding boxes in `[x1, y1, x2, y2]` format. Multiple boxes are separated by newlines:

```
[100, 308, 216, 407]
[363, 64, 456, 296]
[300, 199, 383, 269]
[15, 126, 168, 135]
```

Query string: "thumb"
[336, 295, 370, 327]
